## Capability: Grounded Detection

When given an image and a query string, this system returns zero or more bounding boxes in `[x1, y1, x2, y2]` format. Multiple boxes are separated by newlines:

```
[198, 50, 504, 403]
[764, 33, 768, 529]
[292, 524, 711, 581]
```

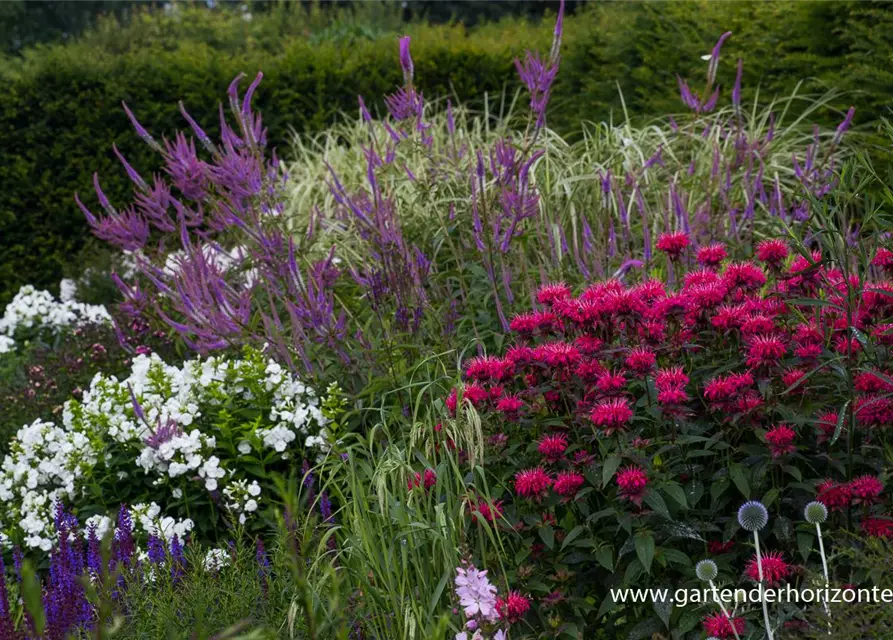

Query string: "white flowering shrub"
[0, 347, 336, 550]
[0, 284, 111, 354]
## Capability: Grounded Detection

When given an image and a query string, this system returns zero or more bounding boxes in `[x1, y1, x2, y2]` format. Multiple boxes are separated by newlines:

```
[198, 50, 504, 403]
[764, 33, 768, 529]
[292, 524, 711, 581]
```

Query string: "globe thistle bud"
[696, 559, 719, 582]
[738, 500, 769, 532]
[804, 500, 828, 525]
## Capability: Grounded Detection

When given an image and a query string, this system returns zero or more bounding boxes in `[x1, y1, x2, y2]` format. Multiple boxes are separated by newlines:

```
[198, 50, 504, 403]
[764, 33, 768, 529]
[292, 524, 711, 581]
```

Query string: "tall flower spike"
[399, 35, 414, 85]
[707, 31, 733, 86]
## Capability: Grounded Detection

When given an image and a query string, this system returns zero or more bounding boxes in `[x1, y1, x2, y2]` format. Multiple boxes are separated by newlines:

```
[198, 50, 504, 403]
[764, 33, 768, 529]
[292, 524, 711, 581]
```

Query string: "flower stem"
[709, 580, 742, 640]
[816, 522, 832, 633]
[754, 530, 774, 640]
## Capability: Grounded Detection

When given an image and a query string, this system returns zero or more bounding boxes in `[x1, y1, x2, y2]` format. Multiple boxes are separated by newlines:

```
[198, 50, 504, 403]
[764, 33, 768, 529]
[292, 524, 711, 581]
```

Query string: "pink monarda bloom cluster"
[440, 237, 893, 623]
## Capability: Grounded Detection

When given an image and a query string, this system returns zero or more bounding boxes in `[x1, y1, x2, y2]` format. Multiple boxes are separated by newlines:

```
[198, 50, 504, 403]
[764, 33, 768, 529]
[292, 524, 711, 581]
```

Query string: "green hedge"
[2, 1, 892, 302]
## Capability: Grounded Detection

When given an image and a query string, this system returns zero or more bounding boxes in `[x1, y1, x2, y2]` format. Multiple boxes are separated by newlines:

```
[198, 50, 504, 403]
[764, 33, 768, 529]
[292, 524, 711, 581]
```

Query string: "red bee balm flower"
[696, 242, 728, 267]
[464, 356, 514, 382]
[745, 551, 791, 585]
[756, 239, 789, 265]
[703, 612, 745, 638]
[849, 475, 884, 505]
[656, 232, 690, 258]
[746, 335, 786, 367]
[514, 468, 553, 500]
[496, 395, 524, 417]
[553, 471, 585, 497]
[817, 479, 852, 512]
[537, 433, 568, 462]
[625, 346, 656, 376]
[471, 497, 504, 524]
[408, 469, 437, 491]
[616, 466, 648, 505]
[497, 591, 531, 622]
[862, 517, 893, 539]
[590, 398, 633, 435]
[764, 425, 796, 457]
[537, 282, 572, 306]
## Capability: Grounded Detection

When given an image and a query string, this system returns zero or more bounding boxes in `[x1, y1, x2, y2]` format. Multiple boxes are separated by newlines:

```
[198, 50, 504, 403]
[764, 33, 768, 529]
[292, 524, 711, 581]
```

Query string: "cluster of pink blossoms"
[438, 237, 893, 627]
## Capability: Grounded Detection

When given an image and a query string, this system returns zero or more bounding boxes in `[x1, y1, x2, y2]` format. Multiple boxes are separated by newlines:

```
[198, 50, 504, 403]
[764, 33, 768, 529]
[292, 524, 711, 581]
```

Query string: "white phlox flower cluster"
[222, 479, 261, 524]
[0, 350, 330, 550]
[0, 419, 97, 551]
[0, 284, 111, 353]
[203, 548, 231, 571]
[130, 502, 194, 542]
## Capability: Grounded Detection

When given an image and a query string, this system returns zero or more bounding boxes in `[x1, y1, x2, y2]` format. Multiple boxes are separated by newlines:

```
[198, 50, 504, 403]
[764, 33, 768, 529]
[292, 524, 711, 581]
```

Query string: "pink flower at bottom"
[703, 612, 746, 638]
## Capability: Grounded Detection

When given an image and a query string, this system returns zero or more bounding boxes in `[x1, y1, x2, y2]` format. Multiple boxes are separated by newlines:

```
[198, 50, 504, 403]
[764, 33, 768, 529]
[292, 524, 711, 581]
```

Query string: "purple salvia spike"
[636, 188, 651, 261]
[179, 101, 214, 152]
[227, 72, 246, 110]
[399, 36, 414, 85]
[732, 59, 743, 109]
[127, 383, 146, 422]
[121, 102, 160, 151]
[93, 174, 115, 215]
[707, 31, 732, 86]
[112, 145, 148, 190]
[358, 96, 373, 123]
[74, 193, 98, 226]
[834, 106, 855, 145]
[242, 72, 264, 116]
[765, 112, 775, 143]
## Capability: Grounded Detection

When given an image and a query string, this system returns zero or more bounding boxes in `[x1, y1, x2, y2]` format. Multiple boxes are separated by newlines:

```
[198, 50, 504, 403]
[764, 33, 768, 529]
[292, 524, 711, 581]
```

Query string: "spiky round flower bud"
[738, 500, 769, 532]
[695, 559, 719, 582]
[804, 500, 828, 525]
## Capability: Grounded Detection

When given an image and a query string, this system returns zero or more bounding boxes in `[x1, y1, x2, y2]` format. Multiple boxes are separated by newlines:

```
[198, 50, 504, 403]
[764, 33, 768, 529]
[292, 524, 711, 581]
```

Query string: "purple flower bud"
[399, 35, 414, 84]
[834, 106, 855, 144]
[707, 31, 732, 86]
[732, 59, 743, 109]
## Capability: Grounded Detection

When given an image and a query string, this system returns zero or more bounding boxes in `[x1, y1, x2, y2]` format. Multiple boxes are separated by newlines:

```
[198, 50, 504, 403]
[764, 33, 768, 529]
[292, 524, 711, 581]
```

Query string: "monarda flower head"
[625, 346, 656, 376]
[408, 469, 437, 491]
[815, 411, 840, 445]
[590, 398, 633, 435]
[817, 479, 852, 512]
[872, 248, 893, 271]
[537, 282, 572, 306]
[745, 550, 791, 586]
[745, 335, 786, 368]
[553, 471, 585, 497]
[497, 590, 531, 623]
[471, 497, 504, 524]
[764, 425, 796, 457]
[862, 516, 893, 539]
[756, 239, 789, 266]
[514, 468, 553, 501]
[703, 612, 746, 639]
[464, 356, 514, 382]
[849, 475, 884, 505]
[537, 433, 568, 462]
[697, 242, 728, 268]
[496, 395, 524, 418]
[595, 369, 626, 395]
[535, 341, 581, 369]
[616, 466, 648, 505]
[723, 261, 767, 291]
[656, 232, 690, 259]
